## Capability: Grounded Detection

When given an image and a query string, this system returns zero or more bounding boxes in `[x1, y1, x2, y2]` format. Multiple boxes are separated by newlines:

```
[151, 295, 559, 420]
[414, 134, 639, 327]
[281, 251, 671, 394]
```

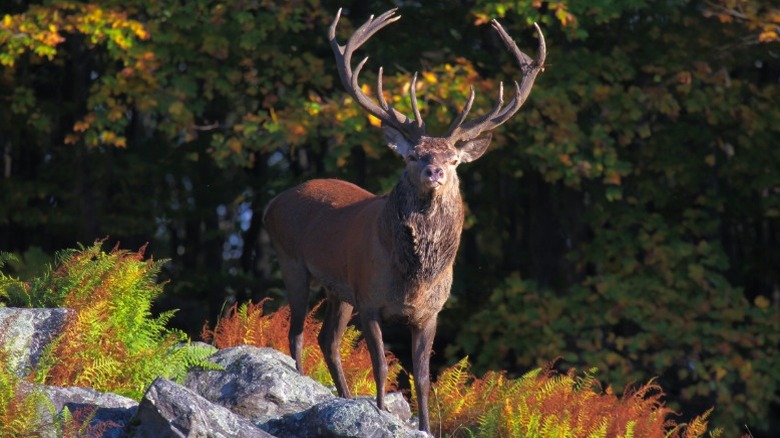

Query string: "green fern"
[17, 241, 216, 400]
[0, 253, 30, 306]
[587, 420, 609, 438]
[621, 420, 636, 438]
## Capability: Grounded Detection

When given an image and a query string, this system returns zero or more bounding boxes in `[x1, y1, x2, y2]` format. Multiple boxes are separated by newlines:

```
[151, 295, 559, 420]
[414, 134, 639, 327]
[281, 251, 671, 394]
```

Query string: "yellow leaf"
[100, 131, 116, 144]
[367, 114, 381, 128]
[422, 71, 437, 84]
[169, 101, 184, 116]
[228, 138, 242, 154]
[108, 108, 124, 121]
[758, 30, 779, 43]
[754, 295, 770, 309]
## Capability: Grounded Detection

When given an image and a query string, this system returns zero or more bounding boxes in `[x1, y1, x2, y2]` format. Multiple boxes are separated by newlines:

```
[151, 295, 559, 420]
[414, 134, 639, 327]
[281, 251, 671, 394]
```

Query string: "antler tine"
[447, 86, 476, 135]
[329, 8, 426, 140]
[377, 67, 389, 110]
[446, 20, 545, 144]
[410, 72, 424, 129]
[447, 82, 505, 139]
[345, 9, 401, 55]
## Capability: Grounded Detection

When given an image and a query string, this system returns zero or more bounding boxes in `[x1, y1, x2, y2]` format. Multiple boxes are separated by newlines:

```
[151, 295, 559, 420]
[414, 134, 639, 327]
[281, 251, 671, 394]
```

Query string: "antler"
[446, 20, 546, 144]
[329, 8, 426, 141]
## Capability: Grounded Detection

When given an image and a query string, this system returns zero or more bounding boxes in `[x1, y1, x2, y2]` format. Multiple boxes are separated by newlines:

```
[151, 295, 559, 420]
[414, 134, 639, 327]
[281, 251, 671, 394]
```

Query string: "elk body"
[263, 9, 545, 434]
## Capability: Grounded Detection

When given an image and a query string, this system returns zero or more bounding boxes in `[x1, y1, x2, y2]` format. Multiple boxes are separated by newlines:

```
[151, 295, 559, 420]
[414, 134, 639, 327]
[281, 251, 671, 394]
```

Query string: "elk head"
[329, 8, 546, 199]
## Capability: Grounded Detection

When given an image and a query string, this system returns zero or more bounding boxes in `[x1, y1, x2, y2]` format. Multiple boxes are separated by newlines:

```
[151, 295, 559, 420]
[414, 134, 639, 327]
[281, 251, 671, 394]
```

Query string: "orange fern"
[425, 358, 720, 438]
[202, 300, 401, 395]
[28, 242, 200, 400]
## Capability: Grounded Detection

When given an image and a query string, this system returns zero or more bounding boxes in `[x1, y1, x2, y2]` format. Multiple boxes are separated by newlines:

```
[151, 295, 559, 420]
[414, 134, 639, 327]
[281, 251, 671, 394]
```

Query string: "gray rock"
[125, 377, 272, 438]
[356, 392, 412, 423]
[262, 397, 428, 438]
[185, 345, 333, 423]
[0, 307, 72, 375]
[11, 382, 136, 438]
[39, 384, 137, 438]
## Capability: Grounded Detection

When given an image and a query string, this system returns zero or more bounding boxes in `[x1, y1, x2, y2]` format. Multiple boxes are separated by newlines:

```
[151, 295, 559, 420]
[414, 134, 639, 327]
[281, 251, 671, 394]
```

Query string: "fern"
[425, 357, 719, 438]
[0, 349, 47, 437]
[0, 252, 31, 306]
[202, 299, 402, 396]
[10, 241, 216, 400]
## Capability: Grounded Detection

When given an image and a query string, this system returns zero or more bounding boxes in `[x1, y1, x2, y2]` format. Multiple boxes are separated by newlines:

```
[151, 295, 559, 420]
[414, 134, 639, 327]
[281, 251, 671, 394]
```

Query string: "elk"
[263, 8, 545, 434]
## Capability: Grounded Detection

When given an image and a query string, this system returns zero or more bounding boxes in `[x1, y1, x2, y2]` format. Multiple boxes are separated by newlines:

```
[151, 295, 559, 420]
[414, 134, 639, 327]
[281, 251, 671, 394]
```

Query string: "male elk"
[263, 8, 545, 434]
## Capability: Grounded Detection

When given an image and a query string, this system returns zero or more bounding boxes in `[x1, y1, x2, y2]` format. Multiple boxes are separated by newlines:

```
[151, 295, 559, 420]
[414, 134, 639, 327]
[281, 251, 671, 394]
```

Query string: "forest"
[1, 0, 778, 435]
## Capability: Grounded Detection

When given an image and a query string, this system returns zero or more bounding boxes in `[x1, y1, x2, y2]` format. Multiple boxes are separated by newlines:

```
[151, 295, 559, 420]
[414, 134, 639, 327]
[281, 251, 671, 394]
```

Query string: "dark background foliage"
[1, 0, 778, 435]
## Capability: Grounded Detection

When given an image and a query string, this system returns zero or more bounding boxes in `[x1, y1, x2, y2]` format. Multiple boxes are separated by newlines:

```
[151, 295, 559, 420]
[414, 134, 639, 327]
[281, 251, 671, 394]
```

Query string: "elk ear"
[383, 125, 416, 158]
[457, 134, 492, 163]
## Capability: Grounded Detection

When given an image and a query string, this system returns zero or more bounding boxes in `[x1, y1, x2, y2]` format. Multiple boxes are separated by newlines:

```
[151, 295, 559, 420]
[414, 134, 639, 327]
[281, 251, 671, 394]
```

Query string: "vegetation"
[1, 0, 778, 435]
[1, 242, 215, 400]
[203, 299, 719, 437]
[0, 348, 47, 437]
[202, 299, 404, 396]
[2, 244, 721, 436]
[0, 325, 123, 437]
[425, 358, 718, 438]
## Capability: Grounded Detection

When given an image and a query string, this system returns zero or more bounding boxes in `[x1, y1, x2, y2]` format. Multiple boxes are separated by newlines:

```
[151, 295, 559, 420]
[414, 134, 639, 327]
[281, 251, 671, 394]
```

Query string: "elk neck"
[380, 170, 465, 284]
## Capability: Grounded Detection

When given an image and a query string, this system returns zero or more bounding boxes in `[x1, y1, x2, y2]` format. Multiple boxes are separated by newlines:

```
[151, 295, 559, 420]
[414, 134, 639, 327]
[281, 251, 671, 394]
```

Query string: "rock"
[1, 309, 423, 437]
[38, 384, 138, 438]
[184, 345, 333, 423]
[262, 397, 428, 438]
[357, 392, 412, 423]
[11, 382, 137, 438]
[0, 307, 72, 375]
[125, 377, 272, 438]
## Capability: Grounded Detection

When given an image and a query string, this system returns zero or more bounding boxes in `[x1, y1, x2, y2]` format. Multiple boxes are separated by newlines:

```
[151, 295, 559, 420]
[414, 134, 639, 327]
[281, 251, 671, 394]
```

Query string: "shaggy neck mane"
[381, 172, 464, 284]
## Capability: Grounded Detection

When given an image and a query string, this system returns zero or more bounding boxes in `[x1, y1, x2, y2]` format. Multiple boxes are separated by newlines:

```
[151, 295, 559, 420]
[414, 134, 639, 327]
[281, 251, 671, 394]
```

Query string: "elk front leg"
[411, 318, 436, 434]
[318, 296, 354, 399]
[360, 310, 388, 410]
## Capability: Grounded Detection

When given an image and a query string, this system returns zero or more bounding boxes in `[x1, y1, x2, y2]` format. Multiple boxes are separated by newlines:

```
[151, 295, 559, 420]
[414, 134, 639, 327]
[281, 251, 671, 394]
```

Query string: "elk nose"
[423, 166, 445, 181]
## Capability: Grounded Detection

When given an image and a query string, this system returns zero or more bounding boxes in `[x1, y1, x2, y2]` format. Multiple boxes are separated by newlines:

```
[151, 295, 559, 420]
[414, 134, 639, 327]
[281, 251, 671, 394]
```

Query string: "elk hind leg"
[318, 295, 353, 399]
[279, 259, 310, 374]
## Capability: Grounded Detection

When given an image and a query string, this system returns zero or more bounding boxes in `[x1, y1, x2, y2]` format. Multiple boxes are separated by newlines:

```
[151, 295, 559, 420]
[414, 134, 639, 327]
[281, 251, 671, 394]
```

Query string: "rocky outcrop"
[262, 395, 427, 438]
[184, 345, 333, 423]
[125, 377, 273, 438]
[37, 384, 137, 438]
[0, 308, 425, 437]
[0, 307, 72, 375]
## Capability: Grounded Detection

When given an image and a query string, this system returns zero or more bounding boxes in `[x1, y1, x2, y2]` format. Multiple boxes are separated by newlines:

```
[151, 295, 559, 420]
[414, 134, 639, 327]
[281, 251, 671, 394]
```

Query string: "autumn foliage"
[1, 242, 214, 400]
[201, 299, 402, 395]
[202, 302, 720, 437]
[423, 358, 719, 437]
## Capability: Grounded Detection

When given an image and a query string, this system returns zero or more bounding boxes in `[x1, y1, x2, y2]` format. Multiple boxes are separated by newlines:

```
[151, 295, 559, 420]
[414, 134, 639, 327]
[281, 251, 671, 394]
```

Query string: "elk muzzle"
[422, 165, 445, 189]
